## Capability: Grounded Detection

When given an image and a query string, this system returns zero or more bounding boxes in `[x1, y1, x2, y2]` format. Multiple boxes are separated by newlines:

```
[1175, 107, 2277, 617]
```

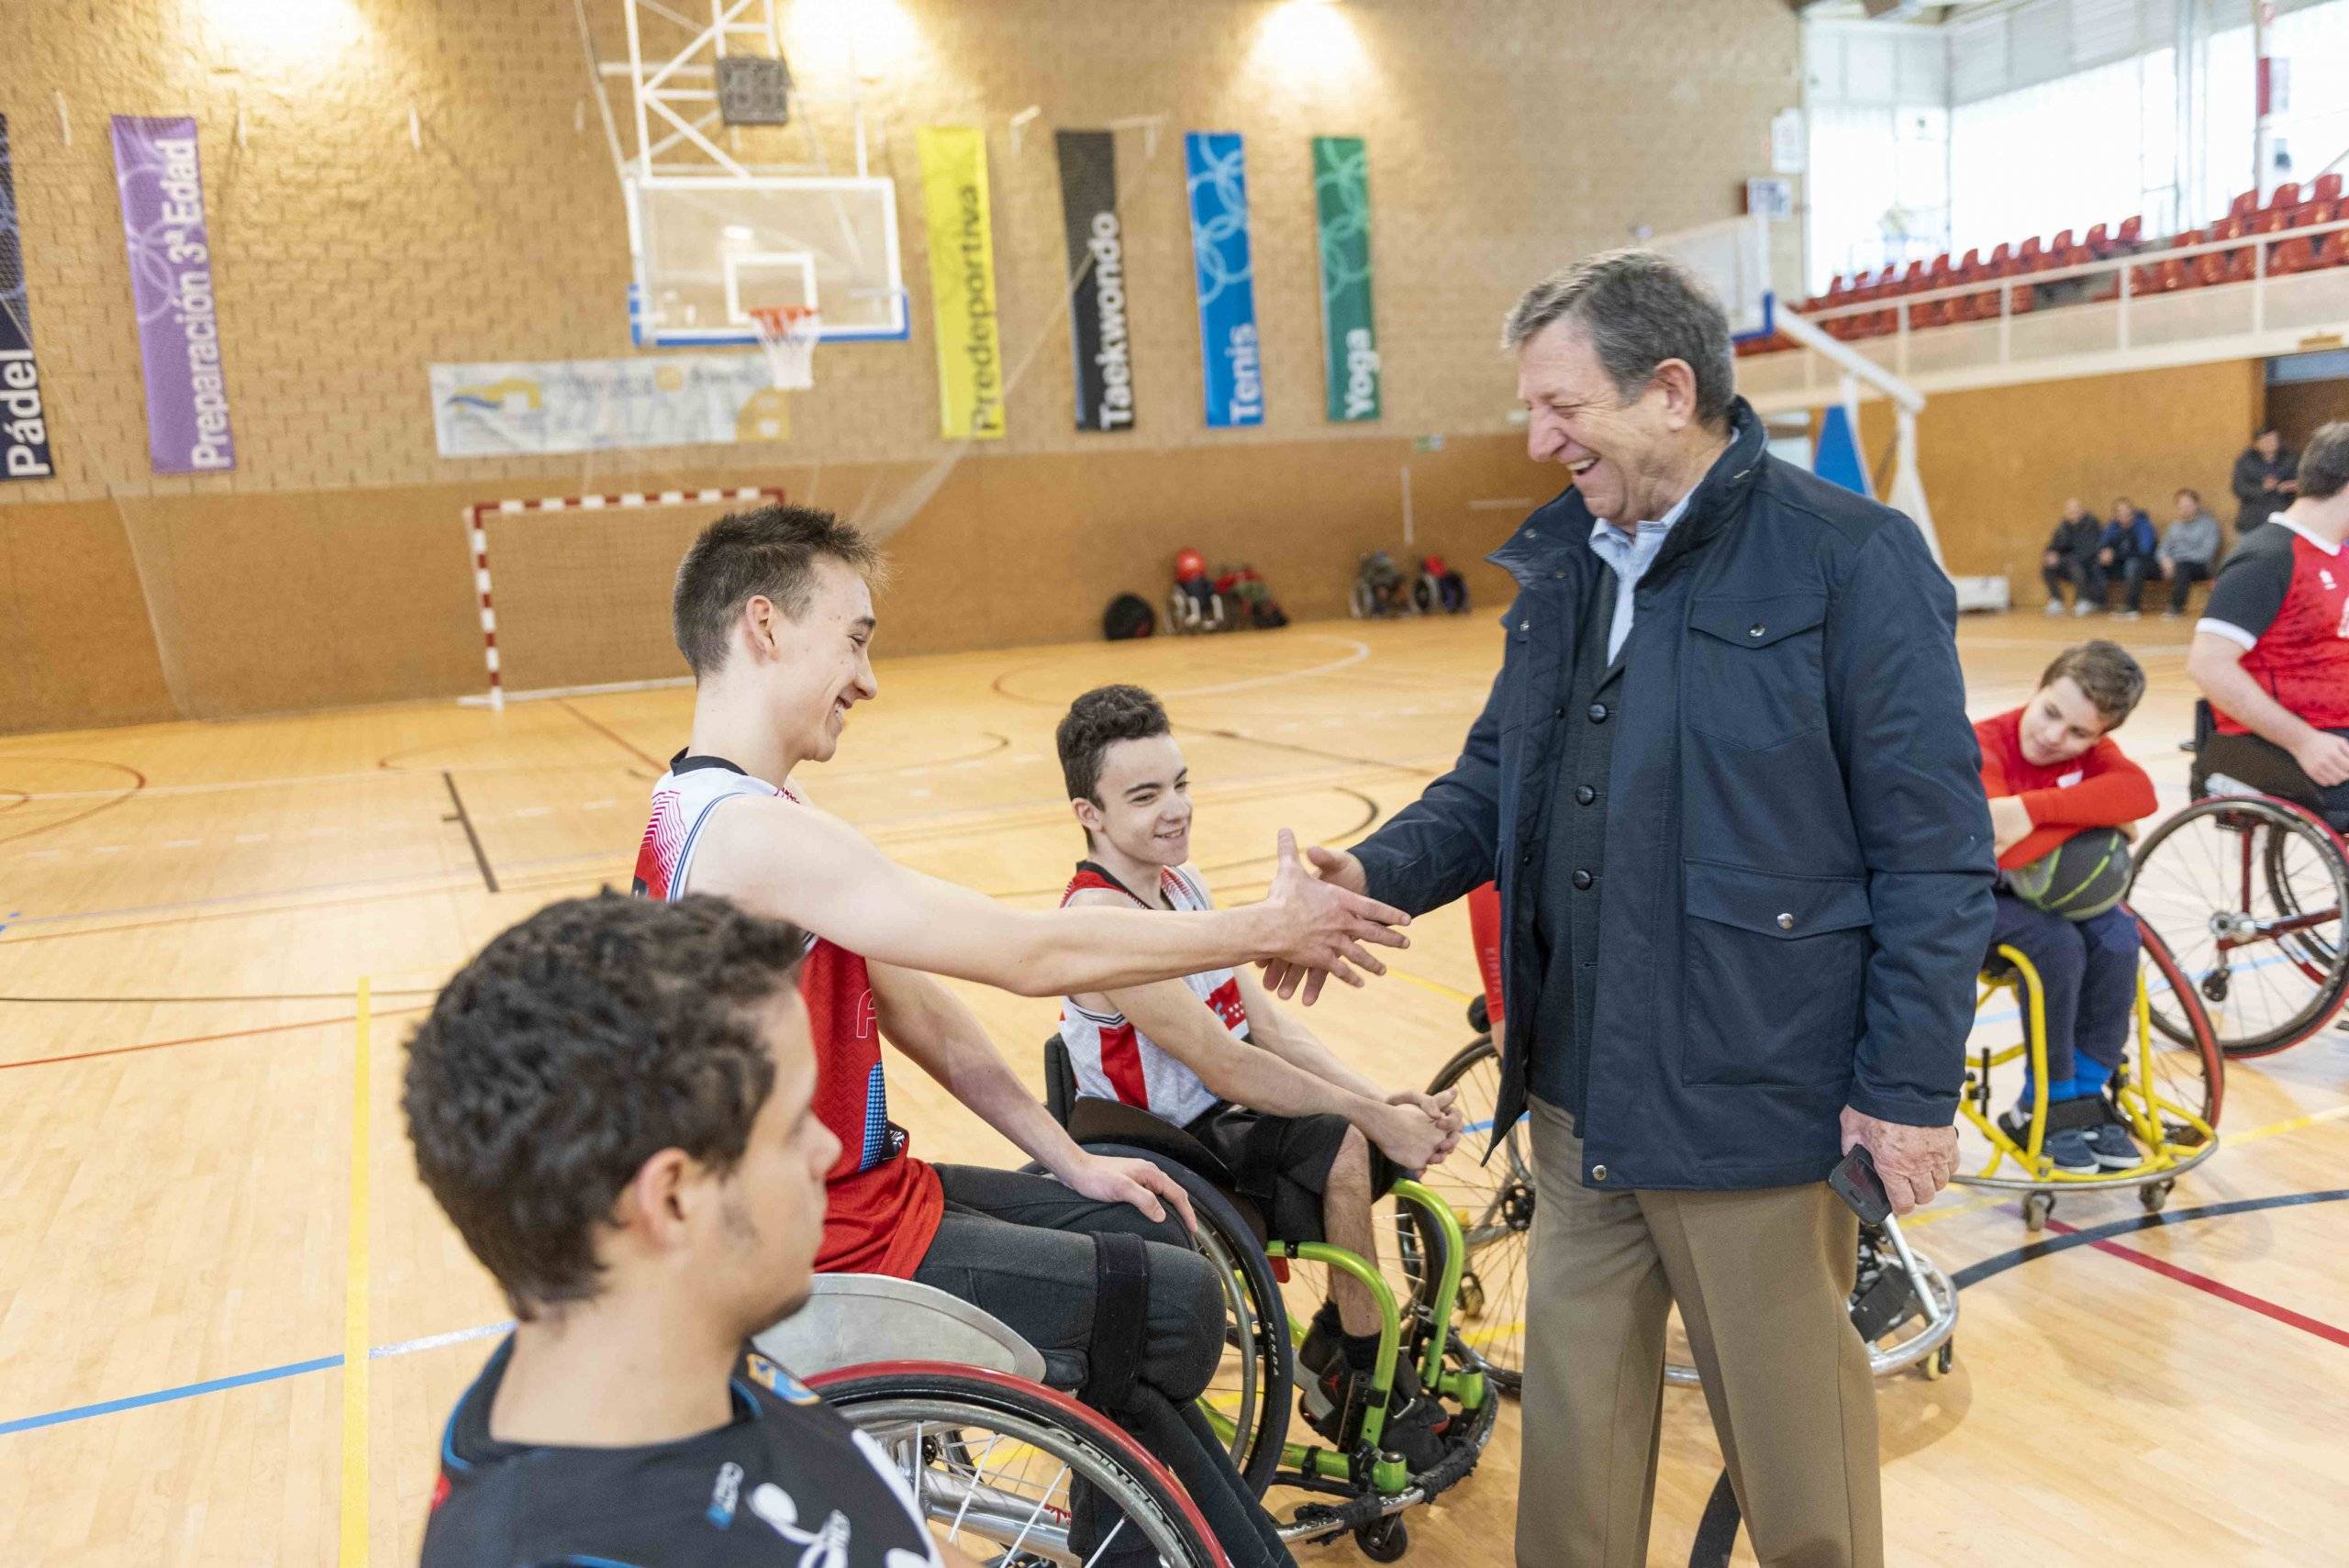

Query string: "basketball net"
[747, 304, 820, 391]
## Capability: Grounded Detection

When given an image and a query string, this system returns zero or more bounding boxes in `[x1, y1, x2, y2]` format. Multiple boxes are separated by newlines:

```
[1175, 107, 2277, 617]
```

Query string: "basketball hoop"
[747, 304, 820, 390]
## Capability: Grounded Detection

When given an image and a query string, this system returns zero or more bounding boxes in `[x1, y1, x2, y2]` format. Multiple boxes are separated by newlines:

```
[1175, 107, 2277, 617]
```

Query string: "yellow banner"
[918, 126, 1007, 440]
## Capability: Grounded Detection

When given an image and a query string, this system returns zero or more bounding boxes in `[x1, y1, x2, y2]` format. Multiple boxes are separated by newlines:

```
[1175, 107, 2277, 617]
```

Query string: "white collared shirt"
[1587, 488, 1695, 662]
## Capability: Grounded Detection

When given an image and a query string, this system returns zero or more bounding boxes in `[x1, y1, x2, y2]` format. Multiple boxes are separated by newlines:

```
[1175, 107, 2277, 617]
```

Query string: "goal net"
[463, 486, 784, 707]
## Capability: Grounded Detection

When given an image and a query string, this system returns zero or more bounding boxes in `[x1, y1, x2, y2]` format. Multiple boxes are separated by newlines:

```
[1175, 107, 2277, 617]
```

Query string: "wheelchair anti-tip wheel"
[2128, 794, 2349, 1057]
[812, 1365, 1228, 1568]
[1398, 1035, 1530, 1395]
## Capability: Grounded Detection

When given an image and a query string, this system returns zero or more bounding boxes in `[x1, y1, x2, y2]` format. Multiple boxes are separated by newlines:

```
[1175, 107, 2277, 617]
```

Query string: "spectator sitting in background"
[2231, 427, 2299, 542]
[2099, 496, 2159, 619]
[2042, 498, 2106, 617]
[2156, 488, 2223, 618]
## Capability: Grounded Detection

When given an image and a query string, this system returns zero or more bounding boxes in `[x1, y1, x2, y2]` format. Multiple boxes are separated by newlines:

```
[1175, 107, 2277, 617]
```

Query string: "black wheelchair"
[2128, 701, 2349, 1057]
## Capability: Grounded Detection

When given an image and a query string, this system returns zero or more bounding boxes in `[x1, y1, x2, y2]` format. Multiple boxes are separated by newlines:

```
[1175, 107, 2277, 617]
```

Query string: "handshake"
[1252, 831, 1397, 1006]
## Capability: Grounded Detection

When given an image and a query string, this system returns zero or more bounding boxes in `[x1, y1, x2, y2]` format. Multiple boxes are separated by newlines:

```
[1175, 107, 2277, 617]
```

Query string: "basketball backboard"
[626, 174, 907, 346]
[1653, 214, 1775, 341]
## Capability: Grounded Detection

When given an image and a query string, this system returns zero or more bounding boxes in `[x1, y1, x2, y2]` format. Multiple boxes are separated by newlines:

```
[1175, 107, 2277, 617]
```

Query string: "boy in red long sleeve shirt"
[1976, 641, 2159, 1173]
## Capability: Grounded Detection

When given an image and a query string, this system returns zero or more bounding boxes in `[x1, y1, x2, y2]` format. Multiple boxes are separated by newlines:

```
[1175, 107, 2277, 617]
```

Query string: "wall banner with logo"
[1312, 136, 1380, 424]
[1054, 129, 1136, 434]
[917, 126, 1006, 441]
[0, 114, 56, 482]
[1184, 131, 1264, 428]
[111, 115, 236, 473]
[428, 354, 789, 458]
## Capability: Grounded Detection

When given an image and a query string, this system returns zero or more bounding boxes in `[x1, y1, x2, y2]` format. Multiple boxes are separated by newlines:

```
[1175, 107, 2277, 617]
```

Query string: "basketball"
[2006, 828, 2132, 920]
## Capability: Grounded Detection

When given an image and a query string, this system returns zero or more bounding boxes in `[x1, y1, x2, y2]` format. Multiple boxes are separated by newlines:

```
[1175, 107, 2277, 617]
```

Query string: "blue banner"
[1184, 131, 1264, 428]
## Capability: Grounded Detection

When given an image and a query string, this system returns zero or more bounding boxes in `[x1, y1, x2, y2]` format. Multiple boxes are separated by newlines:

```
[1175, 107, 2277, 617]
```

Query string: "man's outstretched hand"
[1259, 831, 1408, 1006]
[1838, 1106, 1956, 1216]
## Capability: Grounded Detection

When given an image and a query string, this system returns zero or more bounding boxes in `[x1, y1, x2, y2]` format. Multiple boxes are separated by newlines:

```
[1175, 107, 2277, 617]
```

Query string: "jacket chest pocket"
[1684, 592, 1830, 751]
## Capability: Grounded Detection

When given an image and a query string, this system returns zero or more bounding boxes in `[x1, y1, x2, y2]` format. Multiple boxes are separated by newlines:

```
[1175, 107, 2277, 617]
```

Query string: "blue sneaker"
[2087, 1118, 2142, 1171]
[2040, 1127, 2099, 1174]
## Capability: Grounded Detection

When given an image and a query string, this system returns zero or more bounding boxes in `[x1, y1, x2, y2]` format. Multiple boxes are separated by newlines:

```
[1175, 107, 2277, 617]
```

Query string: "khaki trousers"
[1515, 1098, 1881, 1568]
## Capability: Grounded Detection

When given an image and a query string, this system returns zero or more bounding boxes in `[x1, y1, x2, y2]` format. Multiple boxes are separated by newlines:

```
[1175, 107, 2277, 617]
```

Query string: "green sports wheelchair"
[1041, 1037, 1499, 1562]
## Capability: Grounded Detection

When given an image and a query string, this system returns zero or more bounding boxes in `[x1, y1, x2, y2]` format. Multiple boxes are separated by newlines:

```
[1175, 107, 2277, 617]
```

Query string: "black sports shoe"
[1301, 1355, 1450, 1472]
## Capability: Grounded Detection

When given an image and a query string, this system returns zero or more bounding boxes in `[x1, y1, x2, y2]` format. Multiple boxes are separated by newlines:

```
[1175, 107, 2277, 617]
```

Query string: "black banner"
[0, 113, 56, 482]
[1055, 129, 1135, 433]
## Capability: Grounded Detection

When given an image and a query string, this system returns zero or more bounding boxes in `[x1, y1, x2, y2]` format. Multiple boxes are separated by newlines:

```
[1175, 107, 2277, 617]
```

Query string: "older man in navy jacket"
[1286, 252, 1994, 1566]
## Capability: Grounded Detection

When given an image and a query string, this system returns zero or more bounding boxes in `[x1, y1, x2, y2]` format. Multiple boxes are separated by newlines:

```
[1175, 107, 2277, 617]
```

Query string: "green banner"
[1312, 136, 1379, 423]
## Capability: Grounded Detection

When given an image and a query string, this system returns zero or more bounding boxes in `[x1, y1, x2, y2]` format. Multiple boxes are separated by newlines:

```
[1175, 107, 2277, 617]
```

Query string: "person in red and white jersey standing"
[2188, 421, 2349, 822]
[632, 504, 1410, 1568]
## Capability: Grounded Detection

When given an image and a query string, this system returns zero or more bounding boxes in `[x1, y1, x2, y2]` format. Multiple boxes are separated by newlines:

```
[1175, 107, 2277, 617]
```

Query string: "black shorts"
[1180, 1103, 1398, 1244]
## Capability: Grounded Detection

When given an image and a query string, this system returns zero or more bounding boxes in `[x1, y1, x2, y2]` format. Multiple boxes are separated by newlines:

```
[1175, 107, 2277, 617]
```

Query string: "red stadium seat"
[2009, 285, 2036, 314]
[2117, 216, 2143, 245]
[2270, 182, 2300, 211]
[1901, 261, 1926, 289]
[2230, 190, 2257, 219]
[1959, 248, 1983, 280]
[2017, 237, 2044, 270]
[2317, 173, 2344, 204]
[2319, 232, 2349, 269]
[2050, 228, 2075, 252]
[1988, 241, 2013, 272]
[2085, 222, 2110, 253]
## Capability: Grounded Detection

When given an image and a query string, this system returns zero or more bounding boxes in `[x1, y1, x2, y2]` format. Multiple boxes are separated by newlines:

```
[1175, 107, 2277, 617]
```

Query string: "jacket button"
[1520, 619, 1531, 632]
[1572, 869, 1594, 890]
[1587, 702, 1609, 723]
[1521, 850, 1536, 866]
[1748, 624, 1765, 639]
[1553, 570, 1566, 580]
[1590, 1163, 1609, 1183]
[1776, 912, 1795, 929]
[1553, 706, 1567, 719]
[1575, 784, 1597, 806]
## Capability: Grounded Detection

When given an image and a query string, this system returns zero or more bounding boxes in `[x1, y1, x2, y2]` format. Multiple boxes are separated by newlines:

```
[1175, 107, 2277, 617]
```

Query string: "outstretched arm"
[867, 961, 1196, 1231]
[686, 798, 1408, 999]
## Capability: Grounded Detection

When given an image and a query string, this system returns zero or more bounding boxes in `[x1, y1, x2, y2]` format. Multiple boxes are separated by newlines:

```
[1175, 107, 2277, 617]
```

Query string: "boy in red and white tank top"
[1054, 684, 1465, 1462]
[626, 506, 1423, 1568]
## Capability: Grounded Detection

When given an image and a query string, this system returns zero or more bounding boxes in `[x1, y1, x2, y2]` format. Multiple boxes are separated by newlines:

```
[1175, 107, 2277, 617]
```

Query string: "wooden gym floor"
[2, 610, 2345, 1566]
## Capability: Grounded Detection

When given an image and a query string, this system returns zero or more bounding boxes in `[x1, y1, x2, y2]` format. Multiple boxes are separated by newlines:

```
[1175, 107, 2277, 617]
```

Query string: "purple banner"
[110, 116, 234, 473]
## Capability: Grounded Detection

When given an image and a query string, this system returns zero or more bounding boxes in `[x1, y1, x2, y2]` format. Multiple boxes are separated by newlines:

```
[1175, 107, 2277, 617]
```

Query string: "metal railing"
[1744, 214, 2349, 405]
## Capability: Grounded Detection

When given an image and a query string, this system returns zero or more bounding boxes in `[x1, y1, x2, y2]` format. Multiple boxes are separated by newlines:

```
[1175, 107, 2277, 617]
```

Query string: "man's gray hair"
[1501, 249, 1737, 428]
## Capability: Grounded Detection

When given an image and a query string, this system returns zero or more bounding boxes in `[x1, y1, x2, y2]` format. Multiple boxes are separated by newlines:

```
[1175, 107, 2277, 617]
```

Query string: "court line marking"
[556, 698, 664, 773]
[340, 980, 372, 1567]
[2041, 1212, 2349, 1350]
[0, 1355, 344, 1438]
[0, 1005, 432, 1073]
[441, 772, 501, 894]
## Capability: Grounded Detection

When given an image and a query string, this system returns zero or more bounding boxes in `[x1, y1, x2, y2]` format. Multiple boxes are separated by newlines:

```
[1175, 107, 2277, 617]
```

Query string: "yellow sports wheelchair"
[1962, 904, 2224, 1231]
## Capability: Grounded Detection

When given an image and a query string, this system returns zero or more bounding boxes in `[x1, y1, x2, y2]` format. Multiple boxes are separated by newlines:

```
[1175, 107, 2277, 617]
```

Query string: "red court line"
[2043, 1216, 2349, 1350]
[0, 1006, 431, 1072]
[0, 760, 147, 847]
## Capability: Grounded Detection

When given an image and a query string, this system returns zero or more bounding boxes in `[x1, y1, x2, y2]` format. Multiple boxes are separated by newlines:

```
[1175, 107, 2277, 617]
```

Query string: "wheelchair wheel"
[2130, 912, 2224, 1137]
[813, 1364, 1227, 1568]
[2128, 795, 2349, 1056]
[1397, 1036, 1530, 1394]
[1081, 1141, 1292, 1496]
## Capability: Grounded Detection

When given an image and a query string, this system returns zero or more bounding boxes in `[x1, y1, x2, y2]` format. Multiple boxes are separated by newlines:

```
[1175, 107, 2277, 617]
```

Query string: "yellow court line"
[340, 978, 372, 1568]
[2226, 1100, 2349, 1147]
[1384, 966, 1475, 1005]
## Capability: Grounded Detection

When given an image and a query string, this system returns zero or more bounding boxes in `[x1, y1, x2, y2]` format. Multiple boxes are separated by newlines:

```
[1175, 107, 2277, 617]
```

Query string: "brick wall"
[0, 0, 1801, 728]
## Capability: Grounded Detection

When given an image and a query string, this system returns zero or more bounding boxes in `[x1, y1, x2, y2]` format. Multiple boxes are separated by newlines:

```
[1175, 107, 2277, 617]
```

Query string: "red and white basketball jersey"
[633, 751, 942, 1278]
[1059, 861, 1249, 1126]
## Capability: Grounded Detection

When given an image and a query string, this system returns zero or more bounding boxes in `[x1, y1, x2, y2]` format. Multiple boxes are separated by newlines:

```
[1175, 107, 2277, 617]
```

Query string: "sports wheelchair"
[1432, 886, 1963, 1386]
[1959, 906, 2223, 1231]
[1042, 1039, 1499, 1562]
[757, 1274, 1230, 1567]
[2126, 703, 2349, 1058]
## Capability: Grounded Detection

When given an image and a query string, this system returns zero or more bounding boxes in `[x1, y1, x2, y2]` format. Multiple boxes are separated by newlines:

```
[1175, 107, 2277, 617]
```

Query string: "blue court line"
[0, 1321, 515, 1440]
[0, 1354, 341, 1438]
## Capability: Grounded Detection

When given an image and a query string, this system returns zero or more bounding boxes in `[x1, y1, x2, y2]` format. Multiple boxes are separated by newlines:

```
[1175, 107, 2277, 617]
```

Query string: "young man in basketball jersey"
[2188, 421, 2349, 821]
[1053, 684, 1466, 1462]
[1975, 642, 2156, 1173]
[408, 893, 968, 1568]
[633, 505, 1405, 1568]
